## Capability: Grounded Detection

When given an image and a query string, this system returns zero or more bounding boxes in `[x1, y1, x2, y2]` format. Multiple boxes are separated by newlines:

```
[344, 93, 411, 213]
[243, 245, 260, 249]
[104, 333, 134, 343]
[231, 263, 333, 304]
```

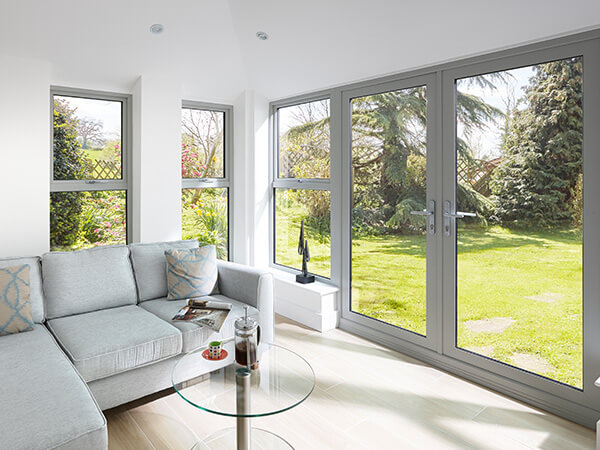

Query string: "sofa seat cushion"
[140, 295, 259, 353]
[47, 305, 182, 382]
[0, 325, 107, 450]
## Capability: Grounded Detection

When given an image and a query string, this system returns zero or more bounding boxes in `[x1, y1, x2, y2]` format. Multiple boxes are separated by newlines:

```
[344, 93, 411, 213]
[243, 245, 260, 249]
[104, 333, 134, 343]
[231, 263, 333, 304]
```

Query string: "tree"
[491, 58, 583, 227]
[51, 100, 87, 249]
[76, 118, 104, 149]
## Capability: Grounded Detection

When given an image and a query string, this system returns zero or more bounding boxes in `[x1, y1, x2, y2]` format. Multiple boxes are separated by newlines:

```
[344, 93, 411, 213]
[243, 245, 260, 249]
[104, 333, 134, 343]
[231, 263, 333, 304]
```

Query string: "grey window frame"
[269, 29, 600, 428]
[50, 86, 133, 245]
[269, 94, 338, 282]
[181, 101, 233, 261]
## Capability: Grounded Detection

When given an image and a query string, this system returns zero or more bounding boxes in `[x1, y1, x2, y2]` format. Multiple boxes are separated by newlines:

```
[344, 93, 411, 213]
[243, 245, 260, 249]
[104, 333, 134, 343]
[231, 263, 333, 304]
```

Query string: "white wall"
[131, 74, 183, 243]
[0, 56, 50, 257]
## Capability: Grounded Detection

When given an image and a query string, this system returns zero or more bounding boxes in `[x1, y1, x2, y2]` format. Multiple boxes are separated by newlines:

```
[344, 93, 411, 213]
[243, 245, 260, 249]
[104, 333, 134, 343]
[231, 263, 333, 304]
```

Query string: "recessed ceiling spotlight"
[150, 24, 164, 34]
[256, 31, 269, 41]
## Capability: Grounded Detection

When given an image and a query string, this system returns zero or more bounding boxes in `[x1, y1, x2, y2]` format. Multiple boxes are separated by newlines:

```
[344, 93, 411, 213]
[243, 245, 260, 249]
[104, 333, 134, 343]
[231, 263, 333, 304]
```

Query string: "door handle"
[443, 201, 476, 236]
[410, 200, 435, 235]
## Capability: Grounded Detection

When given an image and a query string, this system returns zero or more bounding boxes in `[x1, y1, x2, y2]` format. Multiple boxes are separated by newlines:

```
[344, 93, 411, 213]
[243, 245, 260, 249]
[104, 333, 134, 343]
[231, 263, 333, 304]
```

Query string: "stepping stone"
[464, 317, 515, 334]
[464, 345, 495, 357]
[511, 353, 554, 374]
[524, 293, 564, 303]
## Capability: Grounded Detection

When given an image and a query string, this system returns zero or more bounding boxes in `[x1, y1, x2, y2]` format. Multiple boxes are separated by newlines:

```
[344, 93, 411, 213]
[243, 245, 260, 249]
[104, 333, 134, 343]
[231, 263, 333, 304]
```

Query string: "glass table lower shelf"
[172, 341, 315, 450]
[192, 427, 293, 450]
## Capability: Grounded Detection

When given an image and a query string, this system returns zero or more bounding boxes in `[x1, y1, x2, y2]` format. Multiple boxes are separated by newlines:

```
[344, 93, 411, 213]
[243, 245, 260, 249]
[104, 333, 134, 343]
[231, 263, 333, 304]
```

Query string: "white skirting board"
[272, 270, 339, 332]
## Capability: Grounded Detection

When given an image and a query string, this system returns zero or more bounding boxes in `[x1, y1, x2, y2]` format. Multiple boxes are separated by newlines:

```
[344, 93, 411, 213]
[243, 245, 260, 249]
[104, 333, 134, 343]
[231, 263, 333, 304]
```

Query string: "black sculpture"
[296, 220, 315, 284]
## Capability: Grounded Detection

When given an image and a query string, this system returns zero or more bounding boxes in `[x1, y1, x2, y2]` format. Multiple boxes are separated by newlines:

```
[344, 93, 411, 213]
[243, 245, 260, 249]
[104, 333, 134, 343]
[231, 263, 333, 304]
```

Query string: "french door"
[340, 37, 600, 422]
[342, 74, 441, 351]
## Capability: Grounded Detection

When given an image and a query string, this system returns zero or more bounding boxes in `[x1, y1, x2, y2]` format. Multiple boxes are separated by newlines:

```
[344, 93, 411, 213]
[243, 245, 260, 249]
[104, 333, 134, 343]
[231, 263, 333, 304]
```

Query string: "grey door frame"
[340, 73, 441, 351]
[441, 38, 600, 410]
[337, 30, 600, 427]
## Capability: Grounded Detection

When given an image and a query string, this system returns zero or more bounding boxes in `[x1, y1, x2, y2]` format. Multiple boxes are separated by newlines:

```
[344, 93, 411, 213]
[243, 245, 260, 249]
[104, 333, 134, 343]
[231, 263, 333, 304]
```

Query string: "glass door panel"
[454, 57, 583, 388]
[350, 86, 429, 335]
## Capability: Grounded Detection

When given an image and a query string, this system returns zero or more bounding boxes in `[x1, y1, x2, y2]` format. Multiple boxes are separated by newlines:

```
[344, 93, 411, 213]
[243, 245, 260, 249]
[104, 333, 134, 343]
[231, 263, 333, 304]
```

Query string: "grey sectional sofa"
[0, 240, 274, 450]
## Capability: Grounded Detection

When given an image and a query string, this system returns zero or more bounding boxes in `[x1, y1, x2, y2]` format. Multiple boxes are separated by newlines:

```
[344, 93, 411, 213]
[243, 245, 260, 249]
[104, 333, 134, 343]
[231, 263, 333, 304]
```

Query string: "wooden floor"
[105, 315, 595, 449]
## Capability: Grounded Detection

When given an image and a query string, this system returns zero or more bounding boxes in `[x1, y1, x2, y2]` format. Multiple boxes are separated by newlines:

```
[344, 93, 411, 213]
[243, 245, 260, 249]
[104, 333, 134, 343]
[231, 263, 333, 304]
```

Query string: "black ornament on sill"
[296, 220, 315, 284]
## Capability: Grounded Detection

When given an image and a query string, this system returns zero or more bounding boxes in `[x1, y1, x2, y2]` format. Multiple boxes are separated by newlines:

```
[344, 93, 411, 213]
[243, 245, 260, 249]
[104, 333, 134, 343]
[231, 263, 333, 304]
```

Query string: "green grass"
[276, 200, 582, 387]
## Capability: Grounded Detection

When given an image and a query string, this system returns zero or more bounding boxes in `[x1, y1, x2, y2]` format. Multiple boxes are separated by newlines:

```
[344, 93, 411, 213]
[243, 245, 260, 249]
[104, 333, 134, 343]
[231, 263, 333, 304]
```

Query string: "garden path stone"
[465, 345, 495, 357]
[524, 293, 564, 303]
[464, 317, 515, 334]
[511, 353, 554, 374]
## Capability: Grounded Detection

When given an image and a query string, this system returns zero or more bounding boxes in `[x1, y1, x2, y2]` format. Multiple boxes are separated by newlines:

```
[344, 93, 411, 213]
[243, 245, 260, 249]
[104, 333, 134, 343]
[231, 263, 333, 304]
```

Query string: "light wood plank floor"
[105, 315, 595, 449]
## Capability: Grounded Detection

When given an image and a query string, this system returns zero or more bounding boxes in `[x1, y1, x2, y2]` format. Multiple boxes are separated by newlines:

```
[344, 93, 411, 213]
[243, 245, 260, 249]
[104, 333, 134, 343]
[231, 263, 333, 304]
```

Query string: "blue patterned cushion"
[0, 264, 34, 336]
[165, 246, 219, 300]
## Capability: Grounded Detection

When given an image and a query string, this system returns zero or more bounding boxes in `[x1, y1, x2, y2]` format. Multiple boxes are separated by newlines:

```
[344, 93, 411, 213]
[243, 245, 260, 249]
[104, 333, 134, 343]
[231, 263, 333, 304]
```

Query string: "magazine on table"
[172, 298, 232, 332]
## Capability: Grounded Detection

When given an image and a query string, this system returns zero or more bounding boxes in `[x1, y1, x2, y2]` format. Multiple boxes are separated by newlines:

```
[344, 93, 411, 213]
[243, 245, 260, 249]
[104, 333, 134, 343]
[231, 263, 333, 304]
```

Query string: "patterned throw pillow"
[0, 264, 34, 336]
[165, 245, 219, 300]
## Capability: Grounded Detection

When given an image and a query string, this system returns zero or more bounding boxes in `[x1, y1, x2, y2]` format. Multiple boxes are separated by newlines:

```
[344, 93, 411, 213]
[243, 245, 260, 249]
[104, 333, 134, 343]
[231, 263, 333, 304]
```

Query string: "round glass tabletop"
[172, 341, 315, 418]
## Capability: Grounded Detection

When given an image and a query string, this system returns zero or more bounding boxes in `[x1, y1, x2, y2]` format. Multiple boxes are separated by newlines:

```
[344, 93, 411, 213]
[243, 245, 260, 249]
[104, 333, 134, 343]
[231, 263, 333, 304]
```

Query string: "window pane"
[350, 86, 428, 336]
[455, 57, 583, 388]
[274, 189, 330, 278]
[278, 99, 330, 179]
[182, 109, 225, 178]
[182, 188, 229, 260]
[50, 190, 126, 251]
[53, 96, 122, 180]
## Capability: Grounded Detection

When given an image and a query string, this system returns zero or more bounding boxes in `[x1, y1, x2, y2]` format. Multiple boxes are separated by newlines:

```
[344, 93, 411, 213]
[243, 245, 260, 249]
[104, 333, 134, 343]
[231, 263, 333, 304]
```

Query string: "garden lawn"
[352, 225, 582, 388]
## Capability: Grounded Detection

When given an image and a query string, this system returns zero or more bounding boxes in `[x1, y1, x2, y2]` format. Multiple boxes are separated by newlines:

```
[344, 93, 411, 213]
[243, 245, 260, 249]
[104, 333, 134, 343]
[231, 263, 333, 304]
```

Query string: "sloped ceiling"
[1, 0, 599, 102]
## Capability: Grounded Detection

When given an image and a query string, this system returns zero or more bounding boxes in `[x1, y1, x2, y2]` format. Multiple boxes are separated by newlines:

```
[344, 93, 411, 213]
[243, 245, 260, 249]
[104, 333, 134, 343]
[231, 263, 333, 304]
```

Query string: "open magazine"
[172, 299, 232, 332]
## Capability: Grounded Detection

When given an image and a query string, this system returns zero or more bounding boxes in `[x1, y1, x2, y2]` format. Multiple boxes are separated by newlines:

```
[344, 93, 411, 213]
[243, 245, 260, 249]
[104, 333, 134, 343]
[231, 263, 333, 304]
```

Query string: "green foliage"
[491, 58, 583, 227]
[51, 100, 86, 249]
[182, 189, 228, 259]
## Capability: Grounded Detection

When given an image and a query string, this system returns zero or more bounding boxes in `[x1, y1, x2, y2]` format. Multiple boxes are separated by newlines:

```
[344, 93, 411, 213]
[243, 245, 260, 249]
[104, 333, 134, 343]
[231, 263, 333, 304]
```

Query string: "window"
[50, 88, 130, 251]
[273, 99, 331, 279]
[181, 102, 231, 260]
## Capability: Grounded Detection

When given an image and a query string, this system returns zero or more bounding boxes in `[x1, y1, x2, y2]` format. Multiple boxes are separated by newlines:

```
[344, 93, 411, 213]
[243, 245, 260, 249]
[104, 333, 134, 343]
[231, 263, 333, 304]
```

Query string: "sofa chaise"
[0, 240, 274, 450]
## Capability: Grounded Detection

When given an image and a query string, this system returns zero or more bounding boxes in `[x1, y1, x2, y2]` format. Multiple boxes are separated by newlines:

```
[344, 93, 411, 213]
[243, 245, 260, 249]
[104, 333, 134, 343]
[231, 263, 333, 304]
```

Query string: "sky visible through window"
[457, 66, 533, 160]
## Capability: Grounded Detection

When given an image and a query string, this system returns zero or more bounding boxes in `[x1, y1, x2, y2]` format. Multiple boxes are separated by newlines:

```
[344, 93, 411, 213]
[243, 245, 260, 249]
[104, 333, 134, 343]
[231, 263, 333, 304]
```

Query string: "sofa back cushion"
[0, 257, 44, 323]
[129, 240, 199, 302]
[42, 245, 137, 319]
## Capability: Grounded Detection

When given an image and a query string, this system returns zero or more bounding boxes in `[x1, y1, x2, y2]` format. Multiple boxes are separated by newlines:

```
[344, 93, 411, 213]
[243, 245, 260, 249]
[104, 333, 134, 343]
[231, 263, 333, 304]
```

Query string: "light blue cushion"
[0, 256, 44, 323]
[0, 264, 34, 336]
[47, 305, 182, 382]
[42, 245, 137, 319]
[0, 325, 107, 449]
[165, 245, 219, 300]
[129, 239, 199, 302]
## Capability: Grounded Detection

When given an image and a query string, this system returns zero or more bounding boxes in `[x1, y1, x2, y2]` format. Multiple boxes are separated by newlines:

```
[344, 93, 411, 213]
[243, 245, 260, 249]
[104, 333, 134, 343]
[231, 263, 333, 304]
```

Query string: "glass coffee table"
[172, 340, 315, 450]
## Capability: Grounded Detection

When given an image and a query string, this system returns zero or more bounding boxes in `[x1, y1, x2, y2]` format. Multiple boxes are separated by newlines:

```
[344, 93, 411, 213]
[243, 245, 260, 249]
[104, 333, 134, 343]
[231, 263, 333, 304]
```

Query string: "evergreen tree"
[491, 58, 583, 226]
[50, 100, 87, 249]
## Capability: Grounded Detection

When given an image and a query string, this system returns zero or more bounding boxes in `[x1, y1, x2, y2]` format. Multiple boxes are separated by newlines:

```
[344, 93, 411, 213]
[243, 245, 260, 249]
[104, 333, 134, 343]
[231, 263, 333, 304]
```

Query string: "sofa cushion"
[47, 305, 182, 382]
[42, 245, 137, 319]
[0, 264, 34, 336]
[0, 256, 44, 323]
[165, 245, 219, 300]
[129, 239, 199, 302]
[140, 295, 259, 353]
[0, 325, 107, 449]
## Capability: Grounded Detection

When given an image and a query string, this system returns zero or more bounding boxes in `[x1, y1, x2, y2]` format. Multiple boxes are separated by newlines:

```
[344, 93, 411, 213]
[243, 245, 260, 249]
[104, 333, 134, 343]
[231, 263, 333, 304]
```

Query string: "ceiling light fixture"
[256, 31, 269, 41]
[150, 24, 164, 34]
